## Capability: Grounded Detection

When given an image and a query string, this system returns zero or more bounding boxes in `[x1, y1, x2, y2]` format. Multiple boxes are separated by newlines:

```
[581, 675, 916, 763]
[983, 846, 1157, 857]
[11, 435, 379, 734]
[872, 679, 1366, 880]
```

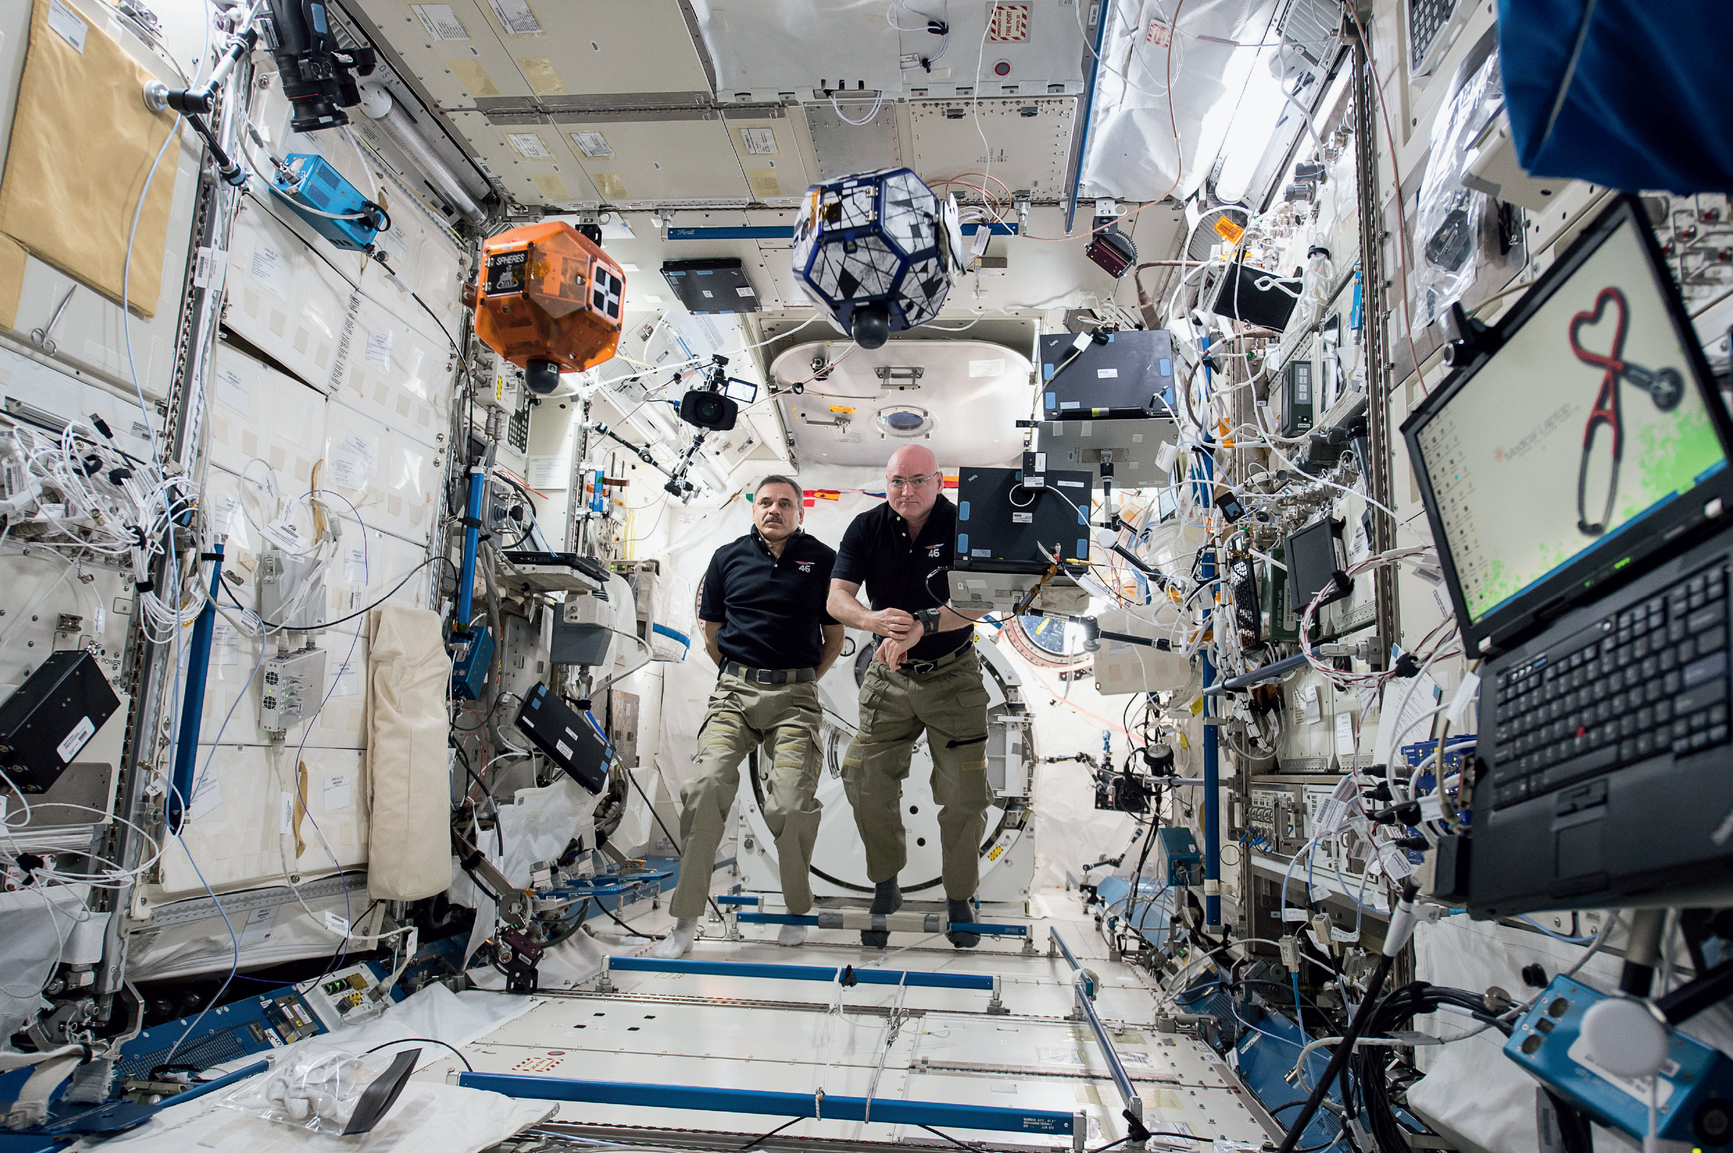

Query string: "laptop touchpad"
[1555, 813, 1604, 878]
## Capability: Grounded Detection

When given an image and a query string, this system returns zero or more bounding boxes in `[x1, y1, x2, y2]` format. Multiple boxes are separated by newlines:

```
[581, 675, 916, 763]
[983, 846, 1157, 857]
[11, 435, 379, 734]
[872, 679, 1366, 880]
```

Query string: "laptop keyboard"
[1490, 564, 1730, 809]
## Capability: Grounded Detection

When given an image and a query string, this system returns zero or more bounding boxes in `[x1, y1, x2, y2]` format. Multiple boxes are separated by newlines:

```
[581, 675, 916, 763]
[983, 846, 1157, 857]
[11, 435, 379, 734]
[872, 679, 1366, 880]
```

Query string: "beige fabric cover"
[365, 604, 452, 900]
[0, 0, 180, 317]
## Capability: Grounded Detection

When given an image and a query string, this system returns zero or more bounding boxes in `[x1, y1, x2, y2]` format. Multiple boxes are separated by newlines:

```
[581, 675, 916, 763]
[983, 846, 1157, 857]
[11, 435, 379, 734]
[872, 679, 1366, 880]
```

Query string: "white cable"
[829, 90, 886, 126]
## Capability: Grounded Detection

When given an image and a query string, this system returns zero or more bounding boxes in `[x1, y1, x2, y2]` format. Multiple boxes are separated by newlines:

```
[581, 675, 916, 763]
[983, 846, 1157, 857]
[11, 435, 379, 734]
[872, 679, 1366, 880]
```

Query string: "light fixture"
[791, 168, 965, 349]
[1213, 48, 1288, 206]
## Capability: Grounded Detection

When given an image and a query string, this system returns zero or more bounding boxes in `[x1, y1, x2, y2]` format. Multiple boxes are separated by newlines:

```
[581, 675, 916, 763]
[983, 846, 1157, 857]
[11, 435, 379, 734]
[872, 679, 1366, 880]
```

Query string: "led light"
[1213, 49, 1288, 206]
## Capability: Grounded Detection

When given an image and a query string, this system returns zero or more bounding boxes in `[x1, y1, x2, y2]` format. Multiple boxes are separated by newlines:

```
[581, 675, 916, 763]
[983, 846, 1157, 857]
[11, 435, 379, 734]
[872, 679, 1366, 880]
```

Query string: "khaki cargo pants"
[668, 669, 823, 920]
[842, 645, 996, 901]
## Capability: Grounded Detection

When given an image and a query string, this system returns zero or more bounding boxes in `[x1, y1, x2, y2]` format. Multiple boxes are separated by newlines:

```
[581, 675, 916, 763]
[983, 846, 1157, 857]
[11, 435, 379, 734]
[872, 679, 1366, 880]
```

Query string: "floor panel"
[413, 887, 1276, 1151]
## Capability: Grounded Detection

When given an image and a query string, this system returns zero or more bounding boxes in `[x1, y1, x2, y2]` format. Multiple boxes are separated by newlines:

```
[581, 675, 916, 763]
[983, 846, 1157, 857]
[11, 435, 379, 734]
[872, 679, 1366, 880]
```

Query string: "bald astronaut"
[826, 445, 994, 948]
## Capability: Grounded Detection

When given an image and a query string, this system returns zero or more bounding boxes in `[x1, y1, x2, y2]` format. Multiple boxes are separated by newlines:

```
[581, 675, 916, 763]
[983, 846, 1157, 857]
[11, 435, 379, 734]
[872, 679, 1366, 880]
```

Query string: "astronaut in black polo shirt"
[651, 475, 843, 958]
[827, 444, 993, 949]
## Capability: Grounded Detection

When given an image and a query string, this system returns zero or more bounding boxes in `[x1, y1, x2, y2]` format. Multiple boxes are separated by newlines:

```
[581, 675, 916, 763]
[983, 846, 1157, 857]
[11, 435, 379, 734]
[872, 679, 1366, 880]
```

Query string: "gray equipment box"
[1039, 329, 1176, 420]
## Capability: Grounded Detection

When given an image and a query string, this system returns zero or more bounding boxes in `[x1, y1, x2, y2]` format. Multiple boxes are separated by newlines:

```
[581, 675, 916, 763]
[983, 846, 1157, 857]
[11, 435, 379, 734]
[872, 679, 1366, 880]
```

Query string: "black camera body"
[264, 0, 377, 133]
[678, 388, 738, 431]
[676, 354, 758, 432]
[1095, 770, 1154, 814]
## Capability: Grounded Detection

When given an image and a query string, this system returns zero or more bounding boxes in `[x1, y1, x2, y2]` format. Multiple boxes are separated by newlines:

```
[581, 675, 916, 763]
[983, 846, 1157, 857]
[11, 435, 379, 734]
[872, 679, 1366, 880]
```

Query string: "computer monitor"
[1403, 195, 1733, 657]
[954, 465, 1092, 574]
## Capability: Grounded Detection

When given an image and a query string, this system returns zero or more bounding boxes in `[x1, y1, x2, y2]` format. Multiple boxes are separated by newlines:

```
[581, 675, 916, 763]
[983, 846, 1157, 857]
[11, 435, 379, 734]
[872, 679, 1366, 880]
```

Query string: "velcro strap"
[134, 581, 154, 593]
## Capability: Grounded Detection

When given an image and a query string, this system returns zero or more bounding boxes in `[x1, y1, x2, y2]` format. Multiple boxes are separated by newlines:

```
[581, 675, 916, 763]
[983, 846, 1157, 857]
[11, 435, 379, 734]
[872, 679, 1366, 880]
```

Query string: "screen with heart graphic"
[1414, 215, 1727, 626]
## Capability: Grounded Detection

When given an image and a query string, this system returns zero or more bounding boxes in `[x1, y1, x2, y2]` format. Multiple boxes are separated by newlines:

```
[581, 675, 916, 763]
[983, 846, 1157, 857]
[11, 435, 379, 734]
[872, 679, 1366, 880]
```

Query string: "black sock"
[947, 898, 981, 948]
[863, 879, 902, 948]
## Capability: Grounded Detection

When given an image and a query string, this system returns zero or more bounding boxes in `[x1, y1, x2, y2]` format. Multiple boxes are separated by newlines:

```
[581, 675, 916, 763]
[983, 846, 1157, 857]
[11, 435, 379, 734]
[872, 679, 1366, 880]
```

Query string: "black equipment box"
[661, 258, 761, 315]
[1284, 518, 1350, 615]
[1038, 330, 1176, 420]
[955, 465, 1093, 574]
[1210, 261, 1302, 330]
[0, 651, 120, 793]
[515, 684, 611, 793]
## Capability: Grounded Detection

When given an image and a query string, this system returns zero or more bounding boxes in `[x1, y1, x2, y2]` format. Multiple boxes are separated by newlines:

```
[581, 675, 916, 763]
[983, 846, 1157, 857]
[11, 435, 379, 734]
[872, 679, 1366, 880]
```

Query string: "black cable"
[600, 903, 655, 939]
[1277, 951, 1395, 1153]
[453, 693, 507, 732]
[542, 899, 593, 948]
[451, 745, 504, 855]
[740, 1117, 803, 1151]
[227, 554, 439, 630]
[623, 766, 726, 924]
[916, 1125, 978, 1150]
[362, 1037, 473, 1072]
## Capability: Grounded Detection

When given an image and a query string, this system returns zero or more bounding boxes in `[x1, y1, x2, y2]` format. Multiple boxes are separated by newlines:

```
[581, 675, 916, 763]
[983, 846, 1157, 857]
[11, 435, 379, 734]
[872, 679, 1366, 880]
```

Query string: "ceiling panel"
[444, 112, 598, 206]
[552, 116, 750, 204]
[351, 0, 532, 107]
[908, 97, 1076, 199]
[495, 0, 710, 97]
[804, 102, 902, 182]
[719, 110, 810, 201]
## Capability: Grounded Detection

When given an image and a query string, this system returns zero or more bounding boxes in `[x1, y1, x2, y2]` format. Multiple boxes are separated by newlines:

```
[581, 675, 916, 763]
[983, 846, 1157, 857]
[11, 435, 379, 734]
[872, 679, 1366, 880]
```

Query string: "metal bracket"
[874, 366, 924, 389]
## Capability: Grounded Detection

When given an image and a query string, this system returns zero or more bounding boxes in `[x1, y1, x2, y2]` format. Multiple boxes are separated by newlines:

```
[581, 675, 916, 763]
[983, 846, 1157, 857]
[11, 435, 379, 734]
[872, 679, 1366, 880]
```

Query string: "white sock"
[648, 918, 698, 958]
[777, 923, 808, 946]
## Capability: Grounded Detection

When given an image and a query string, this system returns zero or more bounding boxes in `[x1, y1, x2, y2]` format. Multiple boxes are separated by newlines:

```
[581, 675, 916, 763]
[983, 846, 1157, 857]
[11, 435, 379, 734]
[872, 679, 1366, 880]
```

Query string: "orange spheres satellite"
[463, 221, 626, 393]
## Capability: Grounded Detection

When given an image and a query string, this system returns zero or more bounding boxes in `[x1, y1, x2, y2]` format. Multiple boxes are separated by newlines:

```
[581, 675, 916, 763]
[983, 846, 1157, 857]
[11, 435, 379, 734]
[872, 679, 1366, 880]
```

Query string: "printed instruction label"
[487, 0, 543, 35]
[47, 0, 87, 52]
[213, 366, 251, 417]
[739, 127, 778, 155]
[56, 715, 95, 763]
[250, 241, 291, 297]
[323, 911, 351, 937]
[323, 774, 353, 810]
[259, 516, 302, 551]
[1096, 368, 1119, 378]
[363, 329, 393, 372]
[969, 358, 1005, 378]
[506, 132, 552, 159]
[411, 3, 469, 39]
[329, 448, 369, 489]
[1333, 711, 1356, 757]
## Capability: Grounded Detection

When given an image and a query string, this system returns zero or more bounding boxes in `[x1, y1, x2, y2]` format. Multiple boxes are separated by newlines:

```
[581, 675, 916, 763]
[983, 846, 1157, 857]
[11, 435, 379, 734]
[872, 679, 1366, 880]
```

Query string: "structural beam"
[454, 1072, 1086, 1149]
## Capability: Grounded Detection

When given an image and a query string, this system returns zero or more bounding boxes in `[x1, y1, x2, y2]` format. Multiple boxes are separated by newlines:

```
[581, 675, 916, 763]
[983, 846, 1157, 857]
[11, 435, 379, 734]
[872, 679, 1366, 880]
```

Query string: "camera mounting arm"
[589, 422, 674, 480]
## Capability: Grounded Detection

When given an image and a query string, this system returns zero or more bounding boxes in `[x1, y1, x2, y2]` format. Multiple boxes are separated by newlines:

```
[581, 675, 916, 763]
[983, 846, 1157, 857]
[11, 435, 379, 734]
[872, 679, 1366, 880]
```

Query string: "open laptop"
[1402, 195, 1733, 917]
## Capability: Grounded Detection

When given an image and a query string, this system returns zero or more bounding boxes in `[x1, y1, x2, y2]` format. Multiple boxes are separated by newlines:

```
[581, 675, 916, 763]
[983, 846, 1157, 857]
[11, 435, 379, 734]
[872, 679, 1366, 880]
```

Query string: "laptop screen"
[1405, 197, 1733, 654]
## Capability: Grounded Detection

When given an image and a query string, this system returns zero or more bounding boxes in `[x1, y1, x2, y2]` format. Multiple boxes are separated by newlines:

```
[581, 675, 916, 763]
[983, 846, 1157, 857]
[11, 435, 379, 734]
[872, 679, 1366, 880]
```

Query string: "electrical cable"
[599, 903, 655, 939]
[233, 553, 439, 630]
[622, 765, 726, 924]
[361, 1037, 475, 1072]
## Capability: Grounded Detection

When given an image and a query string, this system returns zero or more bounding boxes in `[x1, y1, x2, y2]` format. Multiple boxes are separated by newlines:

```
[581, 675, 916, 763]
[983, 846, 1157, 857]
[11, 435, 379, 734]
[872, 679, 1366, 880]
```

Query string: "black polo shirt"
[700, 528, 837, 670]
[833, 495, 966, 662]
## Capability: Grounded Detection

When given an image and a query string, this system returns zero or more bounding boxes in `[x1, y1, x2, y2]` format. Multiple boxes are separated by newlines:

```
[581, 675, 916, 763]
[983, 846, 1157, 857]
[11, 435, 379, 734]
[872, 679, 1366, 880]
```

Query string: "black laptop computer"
[1402, 194, 1733, 917]
[955, 465, 1093, 575]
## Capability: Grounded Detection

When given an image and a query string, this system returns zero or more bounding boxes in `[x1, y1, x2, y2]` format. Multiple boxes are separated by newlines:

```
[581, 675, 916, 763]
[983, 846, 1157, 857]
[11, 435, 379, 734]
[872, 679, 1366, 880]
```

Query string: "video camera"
[1093, 742, 1176, 814]
[678, 355, 759, 432]
[261, 0, 377, 133]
